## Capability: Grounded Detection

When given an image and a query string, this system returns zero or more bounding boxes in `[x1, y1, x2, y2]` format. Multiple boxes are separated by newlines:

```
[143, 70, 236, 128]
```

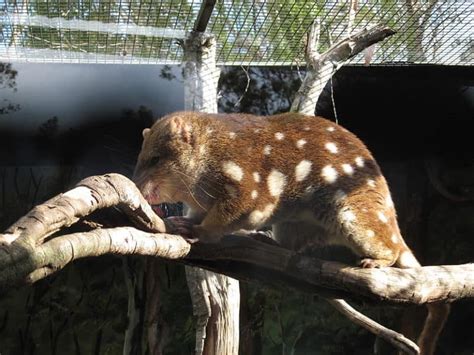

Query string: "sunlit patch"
[366, 230, 375, 238]
[391, 234, 399, 244]
[321, 165, 338, 183]
[229, 132, 236, 139]
[295, 160, 312, 182]
[325, 142, 338, 154]
[222, 161, 244, 181]
[377, 211, 388, 223]
[340, 208, 356, 223]
[251, 190, 258, 199]
[399, 251, 420, 268]
[267, 169, 287, 196]
[249, 203, 275, 225]
[367, 179, 376, 187]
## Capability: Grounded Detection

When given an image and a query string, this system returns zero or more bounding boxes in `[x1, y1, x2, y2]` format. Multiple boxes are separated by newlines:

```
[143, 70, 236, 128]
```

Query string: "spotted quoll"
[135, 111, 416, 268]
[134, 111, 449, 355]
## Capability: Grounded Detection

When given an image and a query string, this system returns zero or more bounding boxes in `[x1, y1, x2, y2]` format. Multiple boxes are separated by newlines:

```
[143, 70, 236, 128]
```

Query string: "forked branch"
[1, 174, 472, 355]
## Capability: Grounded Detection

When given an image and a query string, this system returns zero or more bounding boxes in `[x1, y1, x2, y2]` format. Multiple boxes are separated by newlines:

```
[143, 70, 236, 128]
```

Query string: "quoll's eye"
[150, 156, 160, 165]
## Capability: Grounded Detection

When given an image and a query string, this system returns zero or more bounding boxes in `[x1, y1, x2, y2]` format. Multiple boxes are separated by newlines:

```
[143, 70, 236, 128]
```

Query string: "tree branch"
[1, 175, 472, 302]
[1, 173, 471, 355]
[291, 22, 396, 115]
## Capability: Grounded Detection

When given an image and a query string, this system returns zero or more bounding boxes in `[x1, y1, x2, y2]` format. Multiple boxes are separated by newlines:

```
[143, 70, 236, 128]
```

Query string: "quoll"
[134, 111, 449, 354]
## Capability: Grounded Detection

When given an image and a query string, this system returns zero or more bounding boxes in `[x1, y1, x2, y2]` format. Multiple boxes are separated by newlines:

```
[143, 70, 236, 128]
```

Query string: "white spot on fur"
[303, 126, 310, 131]
[295, 160, 312, 182]
[321, 165, 338, 183]
[367, 179, 376, 187]
[199, 145, 206, 155]
[296, 139, 307, 149]
[206, 128, 214, 134]
[334, 189, 347, 203]
[228, 132, 236, 139]
[340, 209, 356, 223]
[391, 234, 399, 244]
[355, 156, 365, 167]
[188, 159, 196, 169]
[366, 230, 375, 238]
[267, 170, 287, 197]
[275, 132, 285, 140]
[398, 251, 420, 268]
[325, 142, 338, 154]
[222, 161, 244, 181]
[377, 211, 388, 223]
[253, 172, 261, 183]
[341, 164, 354, 175]
[263, 145, 272, 155]
[254, 128, 262, 133]
[386, 195, 394, 208]
[251, 190, 258, 199]
[249, 203, 275, 226]
[326, 126, 335, 132]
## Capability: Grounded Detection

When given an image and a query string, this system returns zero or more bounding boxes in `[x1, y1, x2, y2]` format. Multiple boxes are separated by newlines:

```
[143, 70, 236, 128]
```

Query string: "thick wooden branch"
[291, 22, 396, 115]
[1, 222, 472, 303]
[1, 173, 472, 355]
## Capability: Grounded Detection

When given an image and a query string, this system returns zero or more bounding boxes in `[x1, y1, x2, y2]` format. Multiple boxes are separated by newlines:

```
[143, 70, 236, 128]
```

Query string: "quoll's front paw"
[192, 225, 223, 244]
[164, 216, 194, 236]
[359, 258, 392, 268]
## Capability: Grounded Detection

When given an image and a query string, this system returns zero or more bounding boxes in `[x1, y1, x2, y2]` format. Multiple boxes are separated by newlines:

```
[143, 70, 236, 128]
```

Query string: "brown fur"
[134, 111, 449, 353]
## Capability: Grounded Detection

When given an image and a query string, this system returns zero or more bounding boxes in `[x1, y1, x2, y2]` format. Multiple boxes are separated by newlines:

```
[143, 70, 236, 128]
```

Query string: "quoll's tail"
[395, 248, 450, 355]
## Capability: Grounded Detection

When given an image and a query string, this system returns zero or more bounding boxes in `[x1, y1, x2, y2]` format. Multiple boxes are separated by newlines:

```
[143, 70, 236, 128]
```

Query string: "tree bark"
[1, 173, 470, 354]
[182, 31, 240, 355]
[1, 175, 472, 303]
[290, 22, 396, 115]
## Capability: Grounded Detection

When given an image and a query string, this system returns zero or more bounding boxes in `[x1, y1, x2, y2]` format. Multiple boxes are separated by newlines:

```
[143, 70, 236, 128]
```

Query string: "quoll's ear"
[169, 116, 195, 146]
[142, 128, 151, 139]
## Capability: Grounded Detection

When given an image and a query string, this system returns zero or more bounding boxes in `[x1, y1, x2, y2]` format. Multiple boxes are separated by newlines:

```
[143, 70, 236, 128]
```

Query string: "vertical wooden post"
[182, 31, 240, 355]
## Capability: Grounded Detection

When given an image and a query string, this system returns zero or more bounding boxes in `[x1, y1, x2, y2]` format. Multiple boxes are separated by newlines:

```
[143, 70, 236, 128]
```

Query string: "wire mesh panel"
[0, 0, 472, 66]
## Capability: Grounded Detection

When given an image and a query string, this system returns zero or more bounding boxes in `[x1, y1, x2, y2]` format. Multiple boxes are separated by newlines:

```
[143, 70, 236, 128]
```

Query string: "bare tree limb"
[1, 174, 472, 303]
[291, 22, 396, 115]
[1, 173, 471, 355]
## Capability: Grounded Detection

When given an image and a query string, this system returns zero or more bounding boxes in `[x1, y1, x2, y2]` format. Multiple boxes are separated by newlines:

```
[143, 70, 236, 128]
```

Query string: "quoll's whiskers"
[177, 175, 208, 212]
[171, 168, 219, 199]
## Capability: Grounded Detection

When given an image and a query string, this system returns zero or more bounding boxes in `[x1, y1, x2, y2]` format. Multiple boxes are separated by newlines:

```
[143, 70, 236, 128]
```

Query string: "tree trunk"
[182, 31, 240, 355]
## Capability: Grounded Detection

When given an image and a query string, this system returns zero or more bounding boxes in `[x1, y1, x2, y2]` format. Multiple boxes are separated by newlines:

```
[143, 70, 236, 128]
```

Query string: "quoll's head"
[133, 112, 206, 205]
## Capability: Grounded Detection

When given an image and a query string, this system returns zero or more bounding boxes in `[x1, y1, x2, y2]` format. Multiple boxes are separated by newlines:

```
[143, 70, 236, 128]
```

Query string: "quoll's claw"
[164, 216, 195, 236]
[360, 258, 382, 268]
[184, 237, 200, 244]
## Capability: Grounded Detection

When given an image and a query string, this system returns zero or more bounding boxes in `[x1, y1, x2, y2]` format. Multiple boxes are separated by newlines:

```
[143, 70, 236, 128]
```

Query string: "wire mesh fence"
[0, 0, 472, 66]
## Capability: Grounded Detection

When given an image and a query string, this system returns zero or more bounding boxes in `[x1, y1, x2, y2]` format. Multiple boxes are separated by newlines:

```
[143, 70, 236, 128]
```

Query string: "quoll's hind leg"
[335, 202, 403, 269]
